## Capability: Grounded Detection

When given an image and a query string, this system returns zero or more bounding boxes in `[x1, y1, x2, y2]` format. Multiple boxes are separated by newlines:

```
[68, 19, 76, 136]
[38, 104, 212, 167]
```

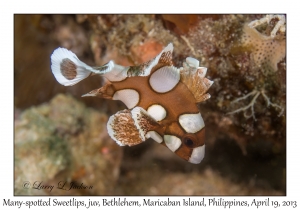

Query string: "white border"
[2, 0, 298, 209]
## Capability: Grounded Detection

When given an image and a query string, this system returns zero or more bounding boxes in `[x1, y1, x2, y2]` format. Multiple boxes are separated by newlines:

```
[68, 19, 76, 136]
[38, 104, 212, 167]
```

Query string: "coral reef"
[15, 108, 69, 195]
[85, 14, 179, 66]
[241, 24, 286, 72]
[227, 89, 284, 121]
[14, 94, 122, 195]
[248, 15, 286, 38]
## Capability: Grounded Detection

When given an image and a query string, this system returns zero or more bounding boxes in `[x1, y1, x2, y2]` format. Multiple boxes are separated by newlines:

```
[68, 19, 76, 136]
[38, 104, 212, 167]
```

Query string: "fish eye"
[182, 134, 196, 148]
[184, 138, 194, 146]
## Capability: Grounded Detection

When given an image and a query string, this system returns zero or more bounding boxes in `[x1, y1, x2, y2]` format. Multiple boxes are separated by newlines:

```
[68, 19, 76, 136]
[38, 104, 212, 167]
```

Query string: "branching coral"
[228, 89, 284, 121]
[229, 15, 286, 121]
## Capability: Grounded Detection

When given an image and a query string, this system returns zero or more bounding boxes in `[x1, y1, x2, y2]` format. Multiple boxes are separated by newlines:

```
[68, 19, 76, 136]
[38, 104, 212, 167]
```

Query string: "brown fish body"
[50, 43, 212, 164]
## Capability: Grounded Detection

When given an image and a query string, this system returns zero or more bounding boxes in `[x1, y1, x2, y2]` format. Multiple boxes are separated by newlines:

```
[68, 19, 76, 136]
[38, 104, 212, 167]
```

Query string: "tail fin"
[51, 47, 127, 86]
[51, 48, 92, 86]
[51, 43, 174, 86]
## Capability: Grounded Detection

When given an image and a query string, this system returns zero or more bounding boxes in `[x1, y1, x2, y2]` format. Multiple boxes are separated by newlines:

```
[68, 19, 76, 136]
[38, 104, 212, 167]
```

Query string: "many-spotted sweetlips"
[50, 43, 213, 164]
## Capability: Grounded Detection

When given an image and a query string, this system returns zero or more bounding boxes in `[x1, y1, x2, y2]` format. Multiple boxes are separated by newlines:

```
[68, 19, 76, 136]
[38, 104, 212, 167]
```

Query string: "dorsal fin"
[180, 58, 213, 103]
[126, 43, 173, 77]
[91, 43, 173, 80]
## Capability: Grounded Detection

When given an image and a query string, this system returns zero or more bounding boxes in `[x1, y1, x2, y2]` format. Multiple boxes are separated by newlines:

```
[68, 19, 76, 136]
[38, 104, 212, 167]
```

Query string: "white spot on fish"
[113, 89, 139, 109]
[164, 135, 181, 152]
[179, 112, 205, 133]
[147, 104, 167, 121]
[146, 131, 163, 143]
[189, 145, 205, 164]
[149, 66, 180, 93]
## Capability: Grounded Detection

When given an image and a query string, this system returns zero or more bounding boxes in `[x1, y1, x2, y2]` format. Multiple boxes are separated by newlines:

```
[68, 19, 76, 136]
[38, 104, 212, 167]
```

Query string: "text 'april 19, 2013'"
[3, 197, 298, 209]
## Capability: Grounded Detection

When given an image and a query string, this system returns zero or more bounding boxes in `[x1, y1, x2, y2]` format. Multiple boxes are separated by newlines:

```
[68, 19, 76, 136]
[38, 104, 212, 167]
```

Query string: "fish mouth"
[188, 144, 205, 164]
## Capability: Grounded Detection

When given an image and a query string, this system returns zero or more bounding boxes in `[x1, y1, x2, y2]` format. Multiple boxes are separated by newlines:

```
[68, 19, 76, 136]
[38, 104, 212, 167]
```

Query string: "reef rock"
[14, 94, 122, 195]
